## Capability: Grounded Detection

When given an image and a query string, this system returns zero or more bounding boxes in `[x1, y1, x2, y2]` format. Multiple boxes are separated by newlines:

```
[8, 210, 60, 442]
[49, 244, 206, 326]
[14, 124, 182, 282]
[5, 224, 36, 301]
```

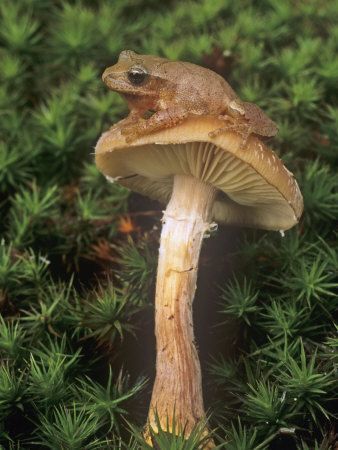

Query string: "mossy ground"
[0, 0, 337, 448]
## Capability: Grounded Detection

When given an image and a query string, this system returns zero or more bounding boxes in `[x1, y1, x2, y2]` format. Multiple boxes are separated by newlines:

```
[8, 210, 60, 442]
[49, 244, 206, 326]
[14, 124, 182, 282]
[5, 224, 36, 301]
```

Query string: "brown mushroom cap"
[95, 116, 303, 231]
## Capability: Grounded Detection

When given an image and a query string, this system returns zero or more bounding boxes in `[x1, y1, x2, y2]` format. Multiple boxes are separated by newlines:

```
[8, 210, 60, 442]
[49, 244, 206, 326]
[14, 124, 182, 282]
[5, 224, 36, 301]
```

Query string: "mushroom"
[95, 115, 303, 446]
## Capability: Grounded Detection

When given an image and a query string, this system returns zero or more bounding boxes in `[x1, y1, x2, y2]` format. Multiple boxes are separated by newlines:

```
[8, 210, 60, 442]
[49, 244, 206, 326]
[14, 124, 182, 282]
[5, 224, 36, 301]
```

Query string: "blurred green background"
[0, 0, 337, 448]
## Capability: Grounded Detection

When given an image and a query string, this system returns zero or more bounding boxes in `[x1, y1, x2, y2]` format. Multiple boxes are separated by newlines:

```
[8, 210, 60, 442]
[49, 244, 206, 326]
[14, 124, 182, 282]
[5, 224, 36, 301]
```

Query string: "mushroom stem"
[146, 174, 216, 447]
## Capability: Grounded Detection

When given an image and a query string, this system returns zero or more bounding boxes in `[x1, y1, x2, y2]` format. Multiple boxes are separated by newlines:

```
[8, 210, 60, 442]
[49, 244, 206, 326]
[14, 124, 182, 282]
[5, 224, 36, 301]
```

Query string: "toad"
[102, 50, 278, 144]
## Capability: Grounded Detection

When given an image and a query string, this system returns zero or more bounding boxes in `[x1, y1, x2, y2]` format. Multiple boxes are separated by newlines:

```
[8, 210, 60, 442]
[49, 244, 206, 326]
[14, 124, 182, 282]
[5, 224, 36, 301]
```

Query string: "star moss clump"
[0, 0, 337, 448]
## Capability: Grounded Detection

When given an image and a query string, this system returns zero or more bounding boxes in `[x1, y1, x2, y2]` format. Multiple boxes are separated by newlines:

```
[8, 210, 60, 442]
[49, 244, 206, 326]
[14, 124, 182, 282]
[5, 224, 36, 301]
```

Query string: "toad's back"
[154, 59, 239, 114]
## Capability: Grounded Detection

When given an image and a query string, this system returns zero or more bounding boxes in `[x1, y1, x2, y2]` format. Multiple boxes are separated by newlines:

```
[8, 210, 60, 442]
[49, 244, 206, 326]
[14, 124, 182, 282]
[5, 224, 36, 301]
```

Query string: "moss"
[0, 0, 337, 447]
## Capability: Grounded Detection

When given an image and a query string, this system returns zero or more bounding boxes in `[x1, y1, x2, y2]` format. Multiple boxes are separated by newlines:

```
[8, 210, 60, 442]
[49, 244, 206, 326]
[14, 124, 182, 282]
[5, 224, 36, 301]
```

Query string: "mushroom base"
[145, 174, 216, 448]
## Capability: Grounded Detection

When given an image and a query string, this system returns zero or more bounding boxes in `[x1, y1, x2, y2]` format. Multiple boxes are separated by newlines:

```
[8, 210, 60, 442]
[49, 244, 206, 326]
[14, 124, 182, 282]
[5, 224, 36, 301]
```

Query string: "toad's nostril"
[102, 68, 113, 83]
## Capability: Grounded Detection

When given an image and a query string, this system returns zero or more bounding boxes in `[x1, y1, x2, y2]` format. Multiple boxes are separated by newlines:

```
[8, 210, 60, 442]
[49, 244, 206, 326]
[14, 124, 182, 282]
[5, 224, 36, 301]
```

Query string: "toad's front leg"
[121, 107, 189, 143]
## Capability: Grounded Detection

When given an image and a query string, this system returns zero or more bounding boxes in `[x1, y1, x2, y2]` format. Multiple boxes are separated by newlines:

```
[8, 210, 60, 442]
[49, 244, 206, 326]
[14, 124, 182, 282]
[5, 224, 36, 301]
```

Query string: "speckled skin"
[102, 50, 278, 142]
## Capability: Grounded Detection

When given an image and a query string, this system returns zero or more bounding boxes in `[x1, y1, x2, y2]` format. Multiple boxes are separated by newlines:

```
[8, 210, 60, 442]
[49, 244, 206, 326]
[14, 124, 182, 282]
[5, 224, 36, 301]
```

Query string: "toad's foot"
[121, 107, 189, 143]
[111, 112, 142, 135]
[120, 118, 148, 143]
[209, 115, 252, 149]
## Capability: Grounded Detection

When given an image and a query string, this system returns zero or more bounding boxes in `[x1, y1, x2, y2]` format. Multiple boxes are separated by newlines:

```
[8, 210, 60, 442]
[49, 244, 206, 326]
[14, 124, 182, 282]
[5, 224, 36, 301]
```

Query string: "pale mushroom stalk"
[147, 174, 216, 440]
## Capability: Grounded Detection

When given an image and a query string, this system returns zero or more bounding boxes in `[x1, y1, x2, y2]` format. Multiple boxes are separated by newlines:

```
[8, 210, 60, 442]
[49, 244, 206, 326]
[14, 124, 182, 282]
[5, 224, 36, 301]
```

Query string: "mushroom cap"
[95, 116, 303, 231]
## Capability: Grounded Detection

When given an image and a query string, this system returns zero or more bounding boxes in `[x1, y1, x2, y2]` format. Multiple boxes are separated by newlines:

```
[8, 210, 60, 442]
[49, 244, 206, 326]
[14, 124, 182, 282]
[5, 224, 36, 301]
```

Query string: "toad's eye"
[127, 67, 148, 85]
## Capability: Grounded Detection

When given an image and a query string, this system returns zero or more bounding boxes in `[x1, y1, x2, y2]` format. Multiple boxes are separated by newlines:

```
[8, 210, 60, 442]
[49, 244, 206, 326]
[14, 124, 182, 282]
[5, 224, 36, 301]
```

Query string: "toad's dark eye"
[127, 67, 148, 85]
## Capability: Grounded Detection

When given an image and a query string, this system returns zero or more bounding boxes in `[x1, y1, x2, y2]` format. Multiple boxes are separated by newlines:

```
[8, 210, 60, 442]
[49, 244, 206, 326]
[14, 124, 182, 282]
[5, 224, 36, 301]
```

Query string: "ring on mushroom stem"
[95, 115, 303, 447]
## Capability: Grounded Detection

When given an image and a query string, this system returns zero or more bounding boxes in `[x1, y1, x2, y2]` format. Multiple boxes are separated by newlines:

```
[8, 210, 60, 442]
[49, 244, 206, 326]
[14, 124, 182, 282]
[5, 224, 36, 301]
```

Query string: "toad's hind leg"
[121, 107, 189, 143]
[209, 115, 252, 148]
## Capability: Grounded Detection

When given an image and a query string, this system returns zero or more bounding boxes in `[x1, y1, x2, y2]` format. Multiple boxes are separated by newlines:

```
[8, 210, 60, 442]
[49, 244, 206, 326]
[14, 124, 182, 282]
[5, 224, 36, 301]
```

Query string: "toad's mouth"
[103, 78, 157, 97]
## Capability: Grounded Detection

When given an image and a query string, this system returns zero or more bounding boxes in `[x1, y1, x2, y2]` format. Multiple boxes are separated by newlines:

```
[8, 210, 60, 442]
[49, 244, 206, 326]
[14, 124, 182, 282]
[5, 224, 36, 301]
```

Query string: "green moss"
[0, 0, 337, 448]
